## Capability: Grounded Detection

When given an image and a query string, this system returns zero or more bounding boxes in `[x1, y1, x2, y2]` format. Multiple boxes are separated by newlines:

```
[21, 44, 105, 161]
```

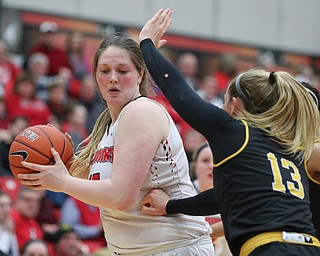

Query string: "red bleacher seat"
[0, 176, 22, 201]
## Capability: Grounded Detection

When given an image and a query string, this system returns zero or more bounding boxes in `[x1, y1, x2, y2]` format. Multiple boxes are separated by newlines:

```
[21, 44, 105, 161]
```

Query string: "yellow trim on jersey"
[213, 119, 249, 167]
[240, 231, 320, 256]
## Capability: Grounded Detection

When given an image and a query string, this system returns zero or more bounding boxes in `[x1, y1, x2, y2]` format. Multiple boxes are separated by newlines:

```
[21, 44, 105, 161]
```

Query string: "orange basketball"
[8, 125, 74, 179]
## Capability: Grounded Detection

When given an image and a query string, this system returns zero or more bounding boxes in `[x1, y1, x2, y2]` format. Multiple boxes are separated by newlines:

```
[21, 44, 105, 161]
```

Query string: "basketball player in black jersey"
[139, 9, 320, 256]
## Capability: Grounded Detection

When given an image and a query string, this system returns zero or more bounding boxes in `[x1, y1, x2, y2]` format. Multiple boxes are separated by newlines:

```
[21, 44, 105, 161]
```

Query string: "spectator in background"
[5, 73, 52, 126]
[189, 142, 214, 191]
[176, 52, 200, 90]
[197, 75, 223, 108]
[56, 66, 81, 100]
[213, 54, 237, 96]
[46, 81, 69, 123]
[0, 191, 19, 256]
[20, 239, 49, 256]
[26, 52, 57, 101]
[0, 39, 21, 97]
[11, 187, 44, 250]
[179, 122, 206, 165]
[65, 31, 91, 80]
[0, 96, 10, 129]
[189, 142, 232, 256]
[36, 190, 65, 246]
[26, 21, 72, 76]
[26, 50, 80, 103]
[60, 197, 106, 251]
[51, 224, 90, 256]
[36, 190, 68, 249]
[77, 75, 104, 133]
[44, 191, 69, 214]
[60, 103, 88, 150]
[0, 116, 28, 176]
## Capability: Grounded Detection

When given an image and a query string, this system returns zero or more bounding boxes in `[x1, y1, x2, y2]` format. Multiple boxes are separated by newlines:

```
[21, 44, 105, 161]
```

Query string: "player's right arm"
[19, 100, 169, 211]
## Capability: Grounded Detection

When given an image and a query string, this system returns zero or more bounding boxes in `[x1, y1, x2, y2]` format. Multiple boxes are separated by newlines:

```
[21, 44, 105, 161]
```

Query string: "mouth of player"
[108, 88, 120, 94]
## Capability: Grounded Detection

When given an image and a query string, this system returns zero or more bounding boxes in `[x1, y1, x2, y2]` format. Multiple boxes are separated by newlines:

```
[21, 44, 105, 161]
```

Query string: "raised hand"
[139, 8, 173, 49]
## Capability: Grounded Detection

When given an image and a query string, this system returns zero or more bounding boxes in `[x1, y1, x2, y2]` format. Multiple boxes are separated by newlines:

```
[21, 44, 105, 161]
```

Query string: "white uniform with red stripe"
[89, 97, 212, 255]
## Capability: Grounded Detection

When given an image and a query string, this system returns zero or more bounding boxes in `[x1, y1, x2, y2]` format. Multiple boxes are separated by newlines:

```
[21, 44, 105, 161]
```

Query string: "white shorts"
[113, 235, 215, 256]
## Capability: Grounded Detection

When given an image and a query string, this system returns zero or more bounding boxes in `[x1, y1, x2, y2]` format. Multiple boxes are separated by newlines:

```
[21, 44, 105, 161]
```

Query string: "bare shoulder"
[118, 98, 169, 139]
[307, 142, 320, 184]
[122, 98, 168, 122]
[310, 142, 320, 165]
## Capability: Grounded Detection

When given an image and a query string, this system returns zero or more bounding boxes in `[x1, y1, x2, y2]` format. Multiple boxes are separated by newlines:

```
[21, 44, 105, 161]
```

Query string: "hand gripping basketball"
[19, 148, 71, 192]
[9, 124, 74, 180]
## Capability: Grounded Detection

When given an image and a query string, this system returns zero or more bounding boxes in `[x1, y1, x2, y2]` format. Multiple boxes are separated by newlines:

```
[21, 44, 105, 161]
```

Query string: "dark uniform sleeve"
[140, 38, 227, 138]
[141, 39, 229, 216]
[166, 188, 220, 215]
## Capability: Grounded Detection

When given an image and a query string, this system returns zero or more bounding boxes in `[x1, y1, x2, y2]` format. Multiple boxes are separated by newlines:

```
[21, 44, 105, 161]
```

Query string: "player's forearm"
[63, 177, 133, 210]
[166, 188, 220, 215]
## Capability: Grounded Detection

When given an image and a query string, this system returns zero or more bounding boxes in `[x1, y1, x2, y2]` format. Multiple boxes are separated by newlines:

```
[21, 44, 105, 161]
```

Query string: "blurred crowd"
[0, 20, 319, 256]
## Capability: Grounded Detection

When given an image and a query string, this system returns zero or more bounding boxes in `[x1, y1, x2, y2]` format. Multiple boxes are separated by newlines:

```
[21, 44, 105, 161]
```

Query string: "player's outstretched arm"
[139, 9, 226, 137]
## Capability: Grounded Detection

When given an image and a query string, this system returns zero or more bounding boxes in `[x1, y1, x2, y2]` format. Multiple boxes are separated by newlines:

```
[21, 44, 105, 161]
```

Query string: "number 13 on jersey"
[267, 152, 304, 199]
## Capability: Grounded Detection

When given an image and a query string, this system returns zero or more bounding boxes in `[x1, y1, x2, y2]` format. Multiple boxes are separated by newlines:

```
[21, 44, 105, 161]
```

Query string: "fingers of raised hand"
[151, 9, 164, 23]
[153, 8, 172, 24]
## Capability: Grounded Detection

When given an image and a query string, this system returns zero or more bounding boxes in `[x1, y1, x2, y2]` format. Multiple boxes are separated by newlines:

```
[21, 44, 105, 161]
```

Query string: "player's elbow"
[113, 196, 136, 211]
[99, 198, 133, 211]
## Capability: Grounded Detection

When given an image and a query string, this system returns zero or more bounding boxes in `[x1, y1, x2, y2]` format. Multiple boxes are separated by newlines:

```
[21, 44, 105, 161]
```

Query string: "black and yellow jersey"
[141, 38, 317, 255]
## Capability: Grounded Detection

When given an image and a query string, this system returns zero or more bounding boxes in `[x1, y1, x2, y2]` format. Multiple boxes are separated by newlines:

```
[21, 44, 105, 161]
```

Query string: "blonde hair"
[69, 34, 148, 178]
[228, 68, 319, 161]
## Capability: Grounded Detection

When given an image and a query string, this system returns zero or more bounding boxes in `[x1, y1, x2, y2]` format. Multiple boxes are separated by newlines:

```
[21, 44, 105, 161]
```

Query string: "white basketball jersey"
[89, 97, 212, 255]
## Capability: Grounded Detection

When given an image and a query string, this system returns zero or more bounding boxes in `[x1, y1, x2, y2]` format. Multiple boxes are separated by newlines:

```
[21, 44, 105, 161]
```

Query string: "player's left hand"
[18, 147, 71, 192]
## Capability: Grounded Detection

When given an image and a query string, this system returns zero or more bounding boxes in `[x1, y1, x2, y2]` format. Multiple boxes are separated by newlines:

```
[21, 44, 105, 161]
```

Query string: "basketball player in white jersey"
[19, 34, 214, 255]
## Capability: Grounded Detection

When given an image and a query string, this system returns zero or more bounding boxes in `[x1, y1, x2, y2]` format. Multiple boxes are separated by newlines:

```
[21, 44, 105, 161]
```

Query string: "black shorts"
[250, 242, 320, 256]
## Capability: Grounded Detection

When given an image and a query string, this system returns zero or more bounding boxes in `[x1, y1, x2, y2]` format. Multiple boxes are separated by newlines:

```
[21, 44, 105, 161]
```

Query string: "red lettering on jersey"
[92, 146, 114, 164]
[89, 173, 100, 180]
